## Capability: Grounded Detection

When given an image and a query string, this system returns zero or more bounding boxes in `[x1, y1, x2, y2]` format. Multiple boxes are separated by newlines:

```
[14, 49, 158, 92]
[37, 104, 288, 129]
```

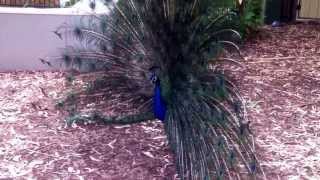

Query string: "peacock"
[50, 0, 265, 179]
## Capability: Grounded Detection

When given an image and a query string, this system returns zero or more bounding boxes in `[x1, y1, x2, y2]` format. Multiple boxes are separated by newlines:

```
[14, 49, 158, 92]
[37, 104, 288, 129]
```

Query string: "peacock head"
[149, 66, 161, 84]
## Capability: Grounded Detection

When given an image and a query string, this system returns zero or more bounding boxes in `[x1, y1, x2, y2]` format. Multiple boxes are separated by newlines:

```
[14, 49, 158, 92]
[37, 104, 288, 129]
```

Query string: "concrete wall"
[0, 8, 90, 71]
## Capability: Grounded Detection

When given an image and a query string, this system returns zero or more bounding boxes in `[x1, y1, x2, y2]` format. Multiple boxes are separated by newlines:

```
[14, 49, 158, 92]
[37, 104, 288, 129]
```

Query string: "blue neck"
[153, 82, 166, 121]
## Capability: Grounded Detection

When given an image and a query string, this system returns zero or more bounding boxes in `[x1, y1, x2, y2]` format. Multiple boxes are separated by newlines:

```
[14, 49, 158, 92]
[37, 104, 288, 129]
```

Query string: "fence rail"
[0, 0, 60, 8]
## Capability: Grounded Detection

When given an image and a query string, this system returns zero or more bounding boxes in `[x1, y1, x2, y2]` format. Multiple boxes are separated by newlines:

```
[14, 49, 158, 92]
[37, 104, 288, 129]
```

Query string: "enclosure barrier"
[0, 0, 60, 8]
[0, 7, 96, 71]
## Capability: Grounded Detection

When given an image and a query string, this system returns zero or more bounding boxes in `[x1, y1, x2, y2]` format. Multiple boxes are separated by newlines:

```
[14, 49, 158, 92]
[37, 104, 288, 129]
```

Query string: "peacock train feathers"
[51, 0, 265, 179]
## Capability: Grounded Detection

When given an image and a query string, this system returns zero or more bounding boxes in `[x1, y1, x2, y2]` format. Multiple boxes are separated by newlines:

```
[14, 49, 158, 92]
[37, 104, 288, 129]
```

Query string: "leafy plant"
[63, 0, 81, 7]
[53, 0, 265, 179]
[238, 0, 264, 36]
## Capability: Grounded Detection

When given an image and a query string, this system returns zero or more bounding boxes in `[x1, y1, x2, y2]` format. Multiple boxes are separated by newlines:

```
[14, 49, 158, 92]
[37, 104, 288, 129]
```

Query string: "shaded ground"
[0, 23, 319, 179]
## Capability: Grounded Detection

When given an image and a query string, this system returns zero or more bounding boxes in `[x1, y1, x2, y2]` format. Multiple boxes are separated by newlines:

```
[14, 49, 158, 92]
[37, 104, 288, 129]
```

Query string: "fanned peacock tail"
[51, 0, 265, 179]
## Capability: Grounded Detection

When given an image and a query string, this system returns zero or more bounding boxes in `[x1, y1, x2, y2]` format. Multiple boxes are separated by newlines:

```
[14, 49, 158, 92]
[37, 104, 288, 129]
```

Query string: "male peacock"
[52, 0, 265, 179]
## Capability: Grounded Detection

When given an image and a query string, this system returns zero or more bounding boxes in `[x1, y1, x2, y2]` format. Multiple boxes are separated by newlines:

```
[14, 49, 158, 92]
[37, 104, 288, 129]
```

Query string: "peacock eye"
[149, 72, 157, 83]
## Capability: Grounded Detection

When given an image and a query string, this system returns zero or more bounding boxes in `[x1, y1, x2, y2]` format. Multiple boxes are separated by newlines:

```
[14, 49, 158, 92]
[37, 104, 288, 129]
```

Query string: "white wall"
[0, 8, 95, 71]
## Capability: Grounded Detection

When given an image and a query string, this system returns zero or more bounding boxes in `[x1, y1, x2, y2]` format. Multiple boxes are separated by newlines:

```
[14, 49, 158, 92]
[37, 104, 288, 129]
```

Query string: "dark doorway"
[281, 0, 297, 22]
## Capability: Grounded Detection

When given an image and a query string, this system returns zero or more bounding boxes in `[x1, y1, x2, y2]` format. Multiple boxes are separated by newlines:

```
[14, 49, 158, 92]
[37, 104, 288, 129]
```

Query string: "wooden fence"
[0, 0, 60, 8]
[299, 0, 320, 19]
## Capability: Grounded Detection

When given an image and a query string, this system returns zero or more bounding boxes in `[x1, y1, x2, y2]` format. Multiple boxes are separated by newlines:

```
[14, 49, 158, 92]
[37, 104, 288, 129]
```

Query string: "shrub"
[238, 0, 264, 36]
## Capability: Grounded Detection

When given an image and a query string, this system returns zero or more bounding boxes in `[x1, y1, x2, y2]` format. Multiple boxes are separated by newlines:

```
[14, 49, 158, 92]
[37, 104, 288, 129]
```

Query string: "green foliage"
[238, 0, 264, 35]
[53, 0, 265, 179]
[63, 0, 81, 7]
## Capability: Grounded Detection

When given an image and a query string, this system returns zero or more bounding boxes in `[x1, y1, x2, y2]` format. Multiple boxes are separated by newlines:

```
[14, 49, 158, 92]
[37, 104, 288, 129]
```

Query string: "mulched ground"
[239, 22, 320, 179]
[0, 22, 319, 179]
[0, 72, 176, 180]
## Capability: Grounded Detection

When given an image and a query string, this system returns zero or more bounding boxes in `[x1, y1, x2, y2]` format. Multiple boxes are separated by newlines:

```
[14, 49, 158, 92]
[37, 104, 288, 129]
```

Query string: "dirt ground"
[0, 23, 319, 179]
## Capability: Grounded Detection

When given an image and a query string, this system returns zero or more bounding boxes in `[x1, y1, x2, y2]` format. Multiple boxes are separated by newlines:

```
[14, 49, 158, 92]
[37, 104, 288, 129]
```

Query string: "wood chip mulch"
[0, 72, 176, 179]
[238, 22, 320, 179]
